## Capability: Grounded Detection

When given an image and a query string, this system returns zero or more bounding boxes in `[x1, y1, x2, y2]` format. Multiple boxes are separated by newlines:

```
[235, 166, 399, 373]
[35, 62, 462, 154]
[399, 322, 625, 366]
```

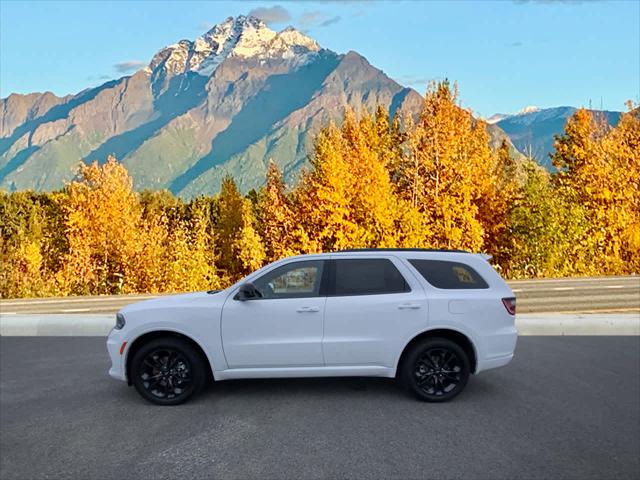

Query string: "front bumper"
[106, 330, 127, 382]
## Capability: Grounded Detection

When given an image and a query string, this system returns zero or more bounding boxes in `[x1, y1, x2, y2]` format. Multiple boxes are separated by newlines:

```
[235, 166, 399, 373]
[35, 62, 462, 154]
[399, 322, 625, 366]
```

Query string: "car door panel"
[221, 298, 326, 368]
[323, 256, 428, 368]
[221, 259, 327, 368]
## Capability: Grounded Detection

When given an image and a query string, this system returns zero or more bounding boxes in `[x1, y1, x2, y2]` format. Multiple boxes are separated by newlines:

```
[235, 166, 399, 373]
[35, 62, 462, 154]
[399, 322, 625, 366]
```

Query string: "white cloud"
[114, 60, 146, 73]
[248, 5, 291, 25]
[299, 11, 342, 29]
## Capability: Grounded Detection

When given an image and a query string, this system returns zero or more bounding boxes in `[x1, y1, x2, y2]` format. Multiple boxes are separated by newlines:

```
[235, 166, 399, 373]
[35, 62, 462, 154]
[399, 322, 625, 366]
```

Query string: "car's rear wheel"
[131, 337, 206, 405]
[401, 337, 470, 402]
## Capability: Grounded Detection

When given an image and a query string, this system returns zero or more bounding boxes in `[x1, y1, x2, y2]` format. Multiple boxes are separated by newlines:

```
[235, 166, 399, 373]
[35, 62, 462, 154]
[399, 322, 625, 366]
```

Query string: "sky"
[1, 0, 638, 117]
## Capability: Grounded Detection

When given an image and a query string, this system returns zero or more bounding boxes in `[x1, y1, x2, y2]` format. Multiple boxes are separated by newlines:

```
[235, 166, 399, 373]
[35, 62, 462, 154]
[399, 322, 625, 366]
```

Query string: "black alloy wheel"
[140, 348, 192, 399]
[131, 337, 206, 405]
[402, 337, 470, 402]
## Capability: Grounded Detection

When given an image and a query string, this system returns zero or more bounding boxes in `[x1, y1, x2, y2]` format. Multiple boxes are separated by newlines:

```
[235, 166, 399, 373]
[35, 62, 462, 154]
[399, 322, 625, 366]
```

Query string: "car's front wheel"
[130, 337, 206, 405]
[401, 337, 470, 402]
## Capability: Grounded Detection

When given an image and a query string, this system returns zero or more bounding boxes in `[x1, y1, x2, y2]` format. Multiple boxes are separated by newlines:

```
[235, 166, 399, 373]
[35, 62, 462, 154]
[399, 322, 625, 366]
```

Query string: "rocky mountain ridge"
[0, 15, 517, 197]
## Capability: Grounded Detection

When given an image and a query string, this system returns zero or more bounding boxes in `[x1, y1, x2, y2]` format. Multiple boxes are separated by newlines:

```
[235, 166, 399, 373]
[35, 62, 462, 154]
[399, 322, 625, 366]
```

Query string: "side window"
[332, 258, 410, 296]
[253, 260, 325, 299]
[409, 259, 489, 289]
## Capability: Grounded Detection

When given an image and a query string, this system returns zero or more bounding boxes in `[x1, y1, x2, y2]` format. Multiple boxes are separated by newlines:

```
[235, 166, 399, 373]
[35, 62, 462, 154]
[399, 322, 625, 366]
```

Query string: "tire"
[130, 337, 206, 406]
[401, 337, 470, 402]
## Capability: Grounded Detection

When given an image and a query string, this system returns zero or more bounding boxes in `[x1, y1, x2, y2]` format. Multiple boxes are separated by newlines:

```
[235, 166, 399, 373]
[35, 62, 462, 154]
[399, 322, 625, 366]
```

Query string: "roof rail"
[336, 248, 471, 253]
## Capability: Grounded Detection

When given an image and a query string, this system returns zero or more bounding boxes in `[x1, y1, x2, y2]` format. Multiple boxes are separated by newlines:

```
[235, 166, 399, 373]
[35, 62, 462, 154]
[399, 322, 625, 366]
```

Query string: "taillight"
[502, 297, 516, 315]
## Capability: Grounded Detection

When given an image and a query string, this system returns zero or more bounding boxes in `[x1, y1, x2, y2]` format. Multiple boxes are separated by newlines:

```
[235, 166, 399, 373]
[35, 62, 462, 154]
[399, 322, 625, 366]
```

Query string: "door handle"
[398, 303, 421, 310]
[296, 306, 320, 313]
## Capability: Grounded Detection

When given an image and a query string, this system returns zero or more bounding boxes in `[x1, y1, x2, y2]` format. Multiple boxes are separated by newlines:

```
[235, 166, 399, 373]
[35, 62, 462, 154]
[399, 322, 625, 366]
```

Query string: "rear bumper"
[106, 331, 127, 382]
[476, 324, 518, 373]
[477, 352, 514, 372]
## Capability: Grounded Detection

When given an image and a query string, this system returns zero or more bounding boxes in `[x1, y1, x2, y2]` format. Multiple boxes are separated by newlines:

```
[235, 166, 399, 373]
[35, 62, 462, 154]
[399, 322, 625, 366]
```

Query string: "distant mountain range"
[488, 106, 622, 169]
[0, 15, 619, 196]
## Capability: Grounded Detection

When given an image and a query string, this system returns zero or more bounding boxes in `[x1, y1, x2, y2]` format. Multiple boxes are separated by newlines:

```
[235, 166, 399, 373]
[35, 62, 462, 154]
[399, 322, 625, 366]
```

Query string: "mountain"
[0, 15, 516, 197]
[494, 106, 622, 169]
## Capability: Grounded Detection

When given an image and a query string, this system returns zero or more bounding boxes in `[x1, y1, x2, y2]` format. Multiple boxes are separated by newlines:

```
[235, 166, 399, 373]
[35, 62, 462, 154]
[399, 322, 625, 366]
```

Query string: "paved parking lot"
[1, 336, 639, 480]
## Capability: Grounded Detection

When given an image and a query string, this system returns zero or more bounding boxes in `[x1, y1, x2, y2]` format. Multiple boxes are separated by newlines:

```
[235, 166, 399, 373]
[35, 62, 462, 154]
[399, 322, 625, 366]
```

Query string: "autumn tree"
[606, 105, 640, 271]
[477, 139, 520, 264]
[59, 157, 143, 294]
[294, 109, 425, 251]
[500, 160, 589, 277]
[398, 81, 495, 251]
[0, 191, 67, 297]
[164, 205, 221, 291]
[217, 176, 265, 280]
[257, 161, 311, 262]
[552, 106, 640, 274]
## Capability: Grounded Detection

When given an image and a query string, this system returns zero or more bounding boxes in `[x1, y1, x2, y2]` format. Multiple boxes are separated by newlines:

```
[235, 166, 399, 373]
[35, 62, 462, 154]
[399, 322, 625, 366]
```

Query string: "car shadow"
[109, 372, 507, 406]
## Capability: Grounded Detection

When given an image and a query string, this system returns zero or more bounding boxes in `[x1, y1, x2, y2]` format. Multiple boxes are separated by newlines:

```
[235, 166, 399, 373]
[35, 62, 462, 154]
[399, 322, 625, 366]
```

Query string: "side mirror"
[236, 282, 261, 301]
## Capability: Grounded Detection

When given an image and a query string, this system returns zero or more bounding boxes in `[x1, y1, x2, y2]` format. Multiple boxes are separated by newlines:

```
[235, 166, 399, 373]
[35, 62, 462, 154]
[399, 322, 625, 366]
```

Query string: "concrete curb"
[516, 313, 640, 335]
[0, 314, 115, 336]
[1, 313, 639, 336]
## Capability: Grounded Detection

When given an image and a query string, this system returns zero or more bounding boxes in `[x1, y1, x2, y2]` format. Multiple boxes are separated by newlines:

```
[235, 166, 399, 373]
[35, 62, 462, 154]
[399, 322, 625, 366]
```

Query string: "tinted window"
[253, 260, 325, 299]
[409, 259, 489, 289]
[332, 259, 410, 296]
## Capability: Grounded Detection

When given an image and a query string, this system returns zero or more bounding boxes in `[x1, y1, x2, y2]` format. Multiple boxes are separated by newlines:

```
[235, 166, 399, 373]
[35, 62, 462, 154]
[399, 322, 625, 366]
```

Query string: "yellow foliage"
[2, 90, 638, 299]
[399, 81, 495, 251]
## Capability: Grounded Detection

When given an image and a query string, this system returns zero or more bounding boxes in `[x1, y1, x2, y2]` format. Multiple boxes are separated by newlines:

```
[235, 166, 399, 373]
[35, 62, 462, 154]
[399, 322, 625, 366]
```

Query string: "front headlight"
[114, 313, 126, 330]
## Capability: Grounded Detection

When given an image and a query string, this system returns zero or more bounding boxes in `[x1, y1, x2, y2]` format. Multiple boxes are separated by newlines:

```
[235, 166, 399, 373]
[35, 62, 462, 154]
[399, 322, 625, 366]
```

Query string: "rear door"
[322, 256, 428, 368]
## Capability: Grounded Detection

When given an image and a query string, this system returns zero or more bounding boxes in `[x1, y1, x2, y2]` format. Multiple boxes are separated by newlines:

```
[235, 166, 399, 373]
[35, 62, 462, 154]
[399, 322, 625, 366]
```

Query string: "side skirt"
[214, 365, 396, 381]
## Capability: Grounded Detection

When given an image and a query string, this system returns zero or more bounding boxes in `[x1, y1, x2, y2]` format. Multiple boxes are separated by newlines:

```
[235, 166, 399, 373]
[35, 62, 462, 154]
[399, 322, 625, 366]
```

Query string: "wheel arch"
[396, 328, 478, 376]
[125, 330, 214, 385]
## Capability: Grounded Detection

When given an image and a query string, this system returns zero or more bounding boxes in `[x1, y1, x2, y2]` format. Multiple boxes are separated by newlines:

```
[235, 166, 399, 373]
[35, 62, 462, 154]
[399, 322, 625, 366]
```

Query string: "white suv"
[107, 249, 517, 405]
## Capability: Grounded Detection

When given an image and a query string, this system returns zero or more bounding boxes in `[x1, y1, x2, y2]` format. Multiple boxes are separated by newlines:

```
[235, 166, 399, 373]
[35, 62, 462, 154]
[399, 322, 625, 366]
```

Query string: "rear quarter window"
[408, 259, 489, 289]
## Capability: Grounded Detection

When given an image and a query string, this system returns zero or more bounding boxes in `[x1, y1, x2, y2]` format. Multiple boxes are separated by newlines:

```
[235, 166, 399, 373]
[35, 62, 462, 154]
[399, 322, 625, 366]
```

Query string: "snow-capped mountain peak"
[516, 105, 540, 115]
[486, 105, 542, 124]
[486, 113, 509, 124]
[147, 15, 321, 78]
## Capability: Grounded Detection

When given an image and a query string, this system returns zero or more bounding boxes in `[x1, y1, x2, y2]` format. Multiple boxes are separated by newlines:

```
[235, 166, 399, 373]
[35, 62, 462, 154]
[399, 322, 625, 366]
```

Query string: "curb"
[0, 314, 115, 336]
[1, 313, 639, 336]
[515, 313, 640, 336]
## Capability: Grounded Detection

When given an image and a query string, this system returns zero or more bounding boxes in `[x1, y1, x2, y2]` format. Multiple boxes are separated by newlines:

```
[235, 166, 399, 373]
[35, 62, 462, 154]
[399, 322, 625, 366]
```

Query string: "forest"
[1, 81, 638, 298]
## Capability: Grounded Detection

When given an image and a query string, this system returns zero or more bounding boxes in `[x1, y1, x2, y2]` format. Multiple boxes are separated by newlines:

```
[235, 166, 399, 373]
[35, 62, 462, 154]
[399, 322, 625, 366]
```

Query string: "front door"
[221, 259, 327, 368]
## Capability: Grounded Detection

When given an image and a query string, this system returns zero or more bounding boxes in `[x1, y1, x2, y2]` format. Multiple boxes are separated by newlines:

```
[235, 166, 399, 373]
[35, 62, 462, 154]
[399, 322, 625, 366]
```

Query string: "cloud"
[320, 16, 341, 27]
[509, 41, 523, 47]
[86, 74, 112, 81]
[114, 60, 146, 73]
[299, 11, 342, 29]
[395, 74, 432, 88]
[248, 5, 291, 25]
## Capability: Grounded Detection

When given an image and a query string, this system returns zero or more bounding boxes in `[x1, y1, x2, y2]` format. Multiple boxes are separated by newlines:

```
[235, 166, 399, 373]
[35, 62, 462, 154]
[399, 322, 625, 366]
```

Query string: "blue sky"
[1, 0, 638, 116]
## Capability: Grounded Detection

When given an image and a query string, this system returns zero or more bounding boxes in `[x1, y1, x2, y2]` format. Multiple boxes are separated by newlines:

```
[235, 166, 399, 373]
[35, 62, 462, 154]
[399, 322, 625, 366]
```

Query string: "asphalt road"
[1, 336, 638, 480]
[1, 275, 639, 315]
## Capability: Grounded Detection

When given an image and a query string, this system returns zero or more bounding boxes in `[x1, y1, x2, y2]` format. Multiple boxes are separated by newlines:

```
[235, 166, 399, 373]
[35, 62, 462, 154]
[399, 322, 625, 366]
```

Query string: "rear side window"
[332, 258, 410, 296]
[409, 259, 489, 289]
